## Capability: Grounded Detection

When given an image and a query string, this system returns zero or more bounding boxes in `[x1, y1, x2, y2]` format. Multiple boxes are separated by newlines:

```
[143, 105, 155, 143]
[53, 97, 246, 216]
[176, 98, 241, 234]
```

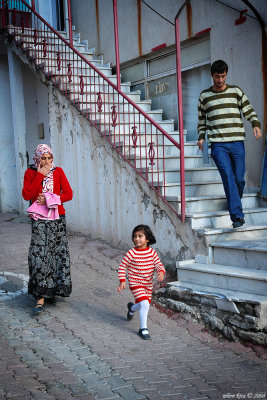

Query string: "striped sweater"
[197, 85, 261, 142]
[118, 247, 165, 290]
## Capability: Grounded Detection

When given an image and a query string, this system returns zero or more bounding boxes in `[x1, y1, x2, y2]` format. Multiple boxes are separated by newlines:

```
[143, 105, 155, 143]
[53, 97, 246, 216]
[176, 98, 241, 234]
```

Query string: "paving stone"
[72, 364, 92, 376]
[17, 375, 46, 389]
[81, 372, 105, 387]
[5, 394, 33, 400]
[68, 383, 95, 396]
[106, 374, 129, 389]
[113, 385, 145, 399]
[93, 383, 119, 399]
[45, 381, 73, 395]
[75, 347, 94, 359]
[1, 382, 31, 396]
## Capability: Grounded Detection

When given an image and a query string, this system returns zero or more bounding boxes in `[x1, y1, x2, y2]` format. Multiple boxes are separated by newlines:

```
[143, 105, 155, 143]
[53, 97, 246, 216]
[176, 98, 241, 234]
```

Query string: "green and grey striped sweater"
[197, 85, 261, 142]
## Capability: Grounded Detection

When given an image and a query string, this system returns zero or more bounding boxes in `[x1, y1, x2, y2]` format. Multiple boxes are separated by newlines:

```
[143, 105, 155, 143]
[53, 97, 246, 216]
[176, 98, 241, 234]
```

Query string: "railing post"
[31, 0, 35, 11]
[113, 0, 121, 91]
[175, 16, 186, 223]
[67, 0, 73, 47]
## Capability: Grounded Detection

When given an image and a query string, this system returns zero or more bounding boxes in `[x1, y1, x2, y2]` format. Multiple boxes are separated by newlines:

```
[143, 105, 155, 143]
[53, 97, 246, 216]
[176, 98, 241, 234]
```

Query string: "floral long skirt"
[28, 216, 72, 299]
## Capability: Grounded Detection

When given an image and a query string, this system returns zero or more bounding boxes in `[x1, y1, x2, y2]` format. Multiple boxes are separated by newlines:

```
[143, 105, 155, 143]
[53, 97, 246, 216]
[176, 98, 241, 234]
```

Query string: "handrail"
[0, 0, 186, 219]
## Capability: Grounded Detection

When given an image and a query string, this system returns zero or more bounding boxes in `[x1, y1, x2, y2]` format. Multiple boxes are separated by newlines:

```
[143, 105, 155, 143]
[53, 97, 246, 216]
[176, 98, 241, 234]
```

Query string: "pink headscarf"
[33, 144, 55, 169]
[33, 144, 55, 192]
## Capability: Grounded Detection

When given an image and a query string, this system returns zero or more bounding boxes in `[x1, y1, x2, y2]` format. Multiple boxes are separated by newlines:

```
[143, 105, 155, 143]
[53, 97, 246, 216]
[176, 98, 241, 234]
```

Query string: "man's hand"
[197, 139, 205, 151]
[253, 127, 262, 140]
[117, 282, 126, 293]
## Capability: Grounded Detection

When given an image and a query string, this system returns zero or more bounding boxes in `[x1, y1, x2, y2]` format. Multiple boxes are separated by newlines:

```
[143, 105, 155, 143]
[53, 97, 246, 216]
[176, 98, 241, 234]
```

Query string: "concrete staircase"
[3, 22, 267, 342]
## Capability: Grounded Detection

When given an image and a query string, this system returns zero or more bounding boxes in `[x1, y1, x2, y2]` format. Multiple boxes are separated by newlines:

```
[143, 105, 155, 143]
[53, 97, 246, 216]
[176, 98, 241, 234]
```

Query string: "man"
[197, 59, 262, 228]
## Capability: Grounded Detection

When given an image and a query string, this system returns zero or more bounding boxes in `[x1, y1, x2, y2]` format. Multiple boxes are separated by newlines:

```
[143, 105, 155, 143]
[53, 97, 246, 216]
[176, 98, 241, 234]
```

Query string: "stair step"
[145, 167, 219, 183]
[167, 193, 260, 213]
[162, 181, 224, 197]
[196, 223, 267, 236]
[167, 281, 267, 304]
[132, 154, 215, 169]
[210, 239, 267, 270]
[195, 224, 267, 244]
[176, 262, 267, 296]
[189, 207, 267, 229]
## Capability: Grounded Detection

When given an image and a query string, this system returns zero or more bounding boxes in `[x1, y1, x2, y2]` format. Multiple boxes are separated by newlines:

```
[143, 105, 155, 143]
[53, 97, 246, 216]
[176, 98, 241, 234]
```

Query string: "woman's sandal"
[34, 301, 44, 313]
[138, 328, 151, 340]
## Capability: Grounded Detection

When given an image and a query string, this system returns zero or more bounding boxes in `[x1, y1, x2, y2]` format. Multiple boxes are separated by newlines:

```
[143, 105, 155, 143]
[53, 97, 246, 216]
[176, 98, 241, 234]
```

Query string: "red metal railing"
[0, 0, 186, 221]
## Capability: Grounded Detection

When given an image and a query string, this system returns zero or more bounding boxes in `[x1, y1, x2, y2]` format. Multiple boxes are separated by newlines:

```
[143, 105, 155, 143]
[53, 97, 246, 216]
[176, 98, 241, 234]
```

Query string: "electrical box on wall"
[38, 123, 44, 139]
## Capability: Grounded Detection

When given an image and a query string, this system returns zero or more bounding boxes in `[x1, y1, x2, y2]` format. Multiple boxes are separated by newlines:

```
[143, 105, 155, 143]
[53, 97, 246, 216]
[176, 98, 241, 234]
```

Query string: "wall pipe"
[113, 0, 121, 90]
[175, 0, 190, 223]
[67, 0, 73, 47]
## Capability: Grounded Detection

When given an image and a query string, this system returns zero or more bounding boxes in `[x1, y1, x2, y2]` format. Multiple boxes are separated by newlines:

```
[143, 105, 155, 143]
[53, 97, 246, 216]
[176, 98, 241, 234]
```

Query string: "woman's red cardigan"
[22, 167, 73, 215]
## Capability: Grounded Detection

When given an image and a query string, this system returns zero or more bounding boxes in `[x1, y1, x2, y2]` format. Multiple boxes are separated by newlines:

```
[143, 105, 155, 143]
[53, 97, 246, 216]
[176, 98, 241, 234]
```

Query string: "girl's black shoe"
[138, 328, 151, 340]
[127, 302, 134, 320]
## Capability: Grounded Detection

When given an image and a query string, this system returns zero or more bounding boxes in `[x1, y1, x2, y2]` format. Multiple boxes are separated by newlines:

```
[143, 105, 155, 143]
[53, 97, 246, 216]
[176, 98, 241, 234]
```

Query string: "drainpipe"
[113, 0, 121, 91]
[240, 0, 267, 147]
[175, 0, 190, 223]
[67, 0, 73, 47]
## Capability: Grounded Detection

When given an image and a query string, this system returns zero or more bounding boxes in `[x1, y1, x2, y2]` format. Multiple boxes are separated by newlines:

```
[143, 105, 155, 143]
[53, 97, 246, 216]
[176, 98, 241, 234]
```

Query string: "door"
[35, 0, 65, 30]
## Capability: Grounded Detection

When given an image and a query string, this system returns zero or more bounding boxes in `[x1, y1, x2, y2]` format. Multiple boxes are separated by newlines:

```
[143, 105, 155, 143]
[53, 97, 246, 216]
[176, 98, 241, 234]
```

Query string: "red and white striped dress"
[118, 247, 165, 303]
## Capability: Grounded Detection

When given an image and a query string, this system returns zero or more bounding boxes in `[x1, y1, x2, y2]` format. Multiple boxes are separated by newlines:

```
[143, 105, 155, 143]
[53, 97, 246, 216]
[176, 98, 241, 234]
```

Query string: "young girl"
[117, 225, 165, 340]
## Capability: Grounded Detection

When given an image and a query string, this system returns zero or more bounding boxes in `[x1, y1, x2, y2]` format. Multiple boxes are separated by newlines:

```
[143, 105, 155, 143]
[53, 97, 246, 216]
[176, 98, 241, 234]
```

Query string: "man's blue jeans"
[211, 141, 245, 222]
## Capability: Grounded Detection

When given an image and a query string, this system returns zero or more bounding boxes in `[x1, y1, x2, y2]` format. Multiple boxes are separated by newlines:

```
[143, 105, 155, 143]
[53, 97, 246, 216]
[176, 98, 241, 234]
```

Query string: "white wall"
[22, 63, 50, 162]
[0, 50, 18, 212]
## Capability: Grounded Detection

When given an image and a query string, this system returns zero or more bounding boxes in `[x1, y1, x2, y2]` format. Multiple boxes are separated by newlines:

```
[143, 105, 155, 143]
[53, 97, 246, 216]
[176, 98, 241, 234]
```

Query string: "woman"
[22, 144, 73, 313]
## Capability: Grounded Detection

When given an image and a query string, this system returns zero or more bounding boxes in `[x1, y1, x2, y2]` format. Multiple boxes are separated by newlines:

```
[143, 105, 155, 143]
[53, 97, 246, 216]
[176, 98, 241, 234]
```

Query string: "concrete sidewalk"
[0, 213, 266, 400]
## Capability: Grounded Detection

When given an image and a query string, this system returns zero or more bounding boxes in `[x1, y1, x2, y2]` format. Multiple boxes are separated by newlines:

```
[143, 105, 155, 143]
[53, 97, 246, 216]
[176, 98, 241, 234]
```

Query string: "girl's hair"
[132, 225, 156, 245]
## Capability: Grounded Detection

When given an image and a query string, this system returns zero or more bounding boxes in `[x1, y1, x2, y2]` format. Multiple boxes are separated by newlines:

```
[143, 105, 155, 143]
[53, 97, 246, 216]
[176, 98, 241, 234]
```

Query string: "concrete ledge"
[153, 282, 267, 345]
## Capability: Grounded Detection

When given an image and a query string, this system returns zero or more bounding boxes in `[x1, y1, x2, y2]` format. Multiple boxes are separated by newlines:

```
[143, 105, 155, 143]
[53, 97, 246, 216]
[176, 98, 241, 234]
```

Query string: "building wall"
[71, 0, 266, 188]
[0, 49, 18, 212]
[22, 63, 50, 163]
[0, 44, 50, 212]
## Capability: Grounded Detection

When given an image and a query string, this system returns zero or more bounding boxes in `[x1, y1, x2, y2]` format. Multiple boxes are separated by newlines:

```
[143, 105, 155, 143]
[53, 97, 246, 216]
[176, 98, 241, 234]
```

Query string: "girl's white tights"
[131, 300, 150, 331]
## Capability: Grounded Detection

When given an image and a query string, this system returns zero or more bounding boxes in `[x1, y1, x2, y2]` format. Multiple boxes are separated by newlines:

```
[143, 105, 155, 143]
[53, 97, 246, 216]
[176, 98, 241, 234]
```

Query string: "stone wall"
[153, 286, 267, 346]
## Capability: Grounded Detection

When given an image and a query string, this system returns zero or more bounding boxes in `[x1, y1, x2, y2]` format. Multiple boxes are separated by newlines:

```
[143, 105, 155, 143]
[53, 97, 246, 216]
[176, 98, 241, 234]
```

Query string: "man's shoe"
[127, 302, 134, 320]
[138, 328, 151, 340]
[232, 218, 245, 228]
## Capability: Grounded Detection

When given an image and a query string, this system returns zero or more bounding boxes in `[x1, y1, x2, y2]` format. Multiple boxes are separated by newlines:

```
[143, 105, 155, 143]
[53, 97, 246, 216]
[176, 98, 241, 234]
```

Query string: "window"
[121, 36, 211, 141]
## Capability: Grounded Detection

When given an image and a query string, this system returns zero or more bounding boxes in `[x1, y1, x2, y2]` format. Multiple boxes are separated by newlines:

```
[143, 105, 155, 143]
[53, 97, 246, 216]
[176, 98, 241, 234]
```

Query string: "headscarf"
[33, 144, 55, 193]
[33, 144, 55, 168]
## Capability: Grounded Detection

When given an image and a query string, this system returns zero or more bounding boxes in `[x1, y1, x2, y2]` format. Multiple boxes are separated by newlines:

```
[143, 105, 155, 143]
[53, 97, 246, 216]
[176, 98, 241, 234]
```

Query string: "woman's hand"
[157, 271, 165, 282]
[37, 194, 46, 205]
[38, 163, 51, 176]
[117, 282, 126, 293]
